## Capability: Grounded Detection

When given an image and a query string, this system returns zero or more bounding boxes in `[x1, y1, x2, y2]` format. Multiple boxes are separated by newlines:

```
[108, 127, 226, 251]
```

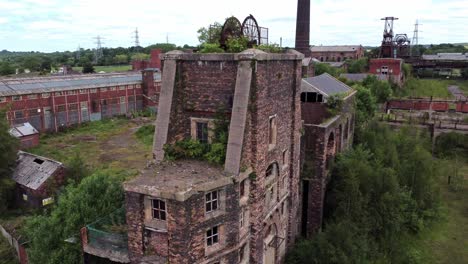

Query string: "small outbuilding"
[11, 151, 66, 208]
[9, 122, 40, 149]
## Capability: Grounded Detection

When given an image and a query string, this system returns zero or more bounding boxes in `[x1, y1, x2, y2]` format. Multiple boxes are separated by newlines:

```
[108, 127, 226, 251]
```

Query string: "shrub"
[135, 124, 155, 146]
[204, 143, 226, 164]
[199, 43, 224, 53]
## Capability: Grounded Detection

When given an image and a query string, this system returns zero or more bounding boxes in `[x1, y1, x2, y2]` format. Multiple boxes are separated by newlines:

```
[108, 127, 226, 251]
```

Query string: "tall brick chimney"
[295, 0, 311, 57]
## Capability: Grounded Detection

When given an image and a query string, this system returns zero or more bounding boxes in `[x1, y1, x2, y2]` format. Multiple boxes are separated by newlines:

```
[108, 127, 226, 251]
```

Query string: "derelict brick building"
[0, 72, 160, 132]
[120, 49, 304, 264]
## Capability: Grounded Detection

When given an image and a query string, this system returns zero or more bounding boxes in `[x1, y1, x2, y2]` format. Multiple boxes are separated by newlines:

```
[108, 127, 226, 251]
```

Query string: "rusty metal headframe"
[219, 14, 269, 50]
[220, 16, 243, 49]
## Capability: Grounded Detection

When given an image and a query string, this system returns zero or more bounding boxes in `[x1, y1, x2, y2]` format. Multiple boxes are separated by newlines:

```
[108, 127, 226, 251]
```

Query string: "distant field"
[72, 65, 132, 73]
[397, 78, 453, 99]
[408, 161, 468, 264]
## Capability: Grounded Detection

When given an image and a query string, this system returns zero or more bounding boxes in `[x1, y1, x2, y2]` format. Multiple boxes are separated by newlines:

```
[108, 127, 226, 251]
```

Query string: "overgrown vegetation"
[164, 108, 229, 165]
[0, 235, 17, 264]
[135, 124, 155, 146]
[347, 58, 368, 73]
[287, 122, 442, 264]
[395, 78, 453, 99]
[0, 108, 19, 215]
[23, 170, 128, 264]
[314, 63, 343, 77]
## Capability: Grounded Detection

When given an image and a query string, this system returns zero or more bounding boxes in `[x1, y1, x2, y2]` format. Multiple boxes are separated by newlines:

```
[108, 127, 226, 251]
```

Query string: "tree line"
[0, 43, 195, 76]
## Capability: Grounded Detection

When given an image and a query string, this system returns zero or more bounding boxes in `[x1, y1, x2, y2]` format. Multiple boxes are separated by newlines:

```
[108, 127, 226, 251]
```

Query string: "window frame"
[205, 190, 219, 213]
[196, 121, 209, 144]
[151, 199, 167, 221]
[206, 225, 219, 247]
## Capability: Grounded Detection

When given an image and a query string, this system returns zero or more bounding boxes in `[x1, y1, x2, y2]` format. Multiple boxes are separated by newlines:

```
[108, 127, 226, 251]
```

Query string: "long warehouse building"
[0, 70, 161, 132]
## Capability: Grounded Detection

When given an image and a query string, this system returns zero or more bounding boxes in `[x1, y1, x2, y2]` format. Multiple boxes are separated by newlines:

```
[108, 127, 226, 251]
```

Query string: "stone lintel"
[160, 49, 304, 62]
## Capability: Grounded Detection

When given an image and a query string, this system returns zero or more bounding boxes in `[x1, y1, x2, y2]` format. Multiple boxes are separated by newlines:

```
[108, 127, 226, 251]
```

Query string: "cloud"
[0, 0, 466, 52]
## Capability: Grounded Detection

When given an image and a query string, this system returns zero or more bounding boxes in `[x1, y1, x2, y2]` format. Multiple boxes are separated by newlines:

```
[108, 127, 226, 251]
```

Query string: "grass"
[28, 117, 153, 174]
[72, 65, 132, 73]
[403, 161, 468, 264]
[445, 79, 468, 96]
[0, 235, 17, 264]
[396, 78, 453, 99]
[135, 124, 155, 147]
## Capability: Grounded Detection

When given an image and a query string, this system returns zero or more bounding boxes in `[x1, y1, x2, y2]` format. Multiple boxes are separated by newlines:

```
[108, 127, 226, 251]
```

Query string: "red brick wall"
[387, 99, 468, 113]
[19, 134, 40, 149]
[369, 58, 402, 75]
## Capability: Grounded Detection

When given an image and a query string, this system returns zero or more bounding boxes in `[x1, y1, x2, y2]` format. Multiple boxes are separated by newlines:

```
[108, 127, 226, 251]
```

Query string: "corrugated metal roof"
[9, 122, 39, 137]
[310, 45, 362, 53]
[422, 53, 468, 61]
[340, 73, 388, 82]
[302, 73, 352, 96]
[11, 151, 64, 190]
[0, 72, 161, 96]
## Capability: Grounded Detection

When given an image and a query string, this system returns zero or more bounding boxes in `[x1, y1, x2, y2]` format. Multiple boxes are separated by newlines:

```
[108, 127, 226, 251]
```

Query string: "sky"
[0, 0, 467, 52]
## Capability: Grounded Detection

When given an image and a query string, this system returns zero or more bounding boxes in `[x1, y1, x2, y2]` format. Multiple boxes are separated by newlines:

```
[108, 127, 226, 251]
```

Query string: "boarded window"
[206, 226, 219, 246]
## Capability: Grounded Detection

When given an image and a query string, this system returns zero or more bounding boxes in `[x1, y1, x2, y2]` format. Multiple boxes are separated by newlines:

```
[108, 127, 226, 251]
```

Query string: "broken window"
[269, 116, 277, 148]
[67, 90, 76, 95]
[266, 163, 278, 179]
[12, 95, 21, 101]
[381, 66, 389, 75]
[239, 244, 246, 262]
[41, 93, 50, 98]
[240, 209, 245, 227]
[282, 149, 289, 167]
[196, 122, 208, 144]
[27, 94, 38, 99]
[240, 179, 246, 197]
[0, 97, 5, 103]
[205, 190, 219, 213]
[151, 199, 166, 221]
[206, 226, 219, 246]
[14, 110, 23, 119]
[301, 92, 323, 103]
[33, 158, 44, 165]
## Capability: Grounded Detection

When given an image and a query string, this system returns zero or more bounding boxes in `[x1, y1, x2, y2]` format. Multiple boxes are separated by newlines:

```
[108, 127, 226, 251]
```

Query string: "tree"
[113, 54, 129, 65]
[461, 68, 468, 80]
[0, 61, 15, 75]
[0, 109, 19, 214]
[23, 171, 126, 264]
[347, 58, 368, 73]
[315, 63, 339, 77]
[130, 53, 150, 61]
[82, 62, 95, 74]
[197, 22, 222, 44]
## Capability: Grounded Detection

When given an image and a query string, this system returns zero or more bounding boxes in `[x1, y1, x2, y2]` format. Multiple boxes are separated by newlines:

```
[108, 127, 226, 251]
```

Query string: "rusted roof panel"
[11, 151, 64, 190]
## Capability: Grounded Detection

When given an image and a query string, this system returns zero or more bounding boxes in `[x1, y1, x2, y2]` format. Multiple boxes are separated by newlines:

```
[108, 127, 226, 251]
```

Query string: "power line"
[93, 35, 105, 64]
[133, 28, 140, 47]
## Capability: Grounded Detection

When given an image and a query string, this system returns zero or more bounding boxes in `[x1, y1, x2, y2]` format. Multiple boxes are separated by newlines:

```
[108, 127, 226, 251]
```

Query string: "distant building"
[339, 73, 388, 82]
[369, 58, 404, 86]
[9, 122, 40, 149]
[310, 45, 364, 62]
[131, 49, 162, 71]
[11, 151, 66, 208]
[0, 72, 160, 132]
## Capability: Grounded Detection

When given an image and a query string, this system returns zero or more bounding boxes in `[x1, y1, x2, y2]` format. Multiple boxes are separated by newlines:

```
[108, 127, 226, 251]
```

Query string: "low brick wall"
[387, 99, 468, 113]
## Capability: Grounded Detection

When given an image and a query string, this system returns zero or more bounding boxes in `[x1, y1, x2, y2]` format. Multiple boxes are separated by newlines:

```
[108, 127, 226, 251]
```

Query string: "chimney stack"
[295, 0, 311, 57]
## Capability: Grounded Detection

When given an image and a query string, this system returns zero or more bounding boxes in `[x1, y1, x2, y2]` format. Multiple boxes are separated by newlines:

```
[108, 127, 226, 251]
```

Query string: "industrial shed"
[11, 151, 66, 208]
[9, 122, 40, 149]
[0, 72, 160, 132]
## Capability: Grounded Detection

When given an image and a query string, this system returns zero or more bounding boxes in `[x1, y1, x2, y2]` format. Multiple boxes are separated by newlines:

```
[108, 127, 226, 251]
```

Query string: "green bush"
[204, 143, 226, 164]
[255, 44, 282, 53]
[226, 37, 249, 53]
[199, 43, 224, 53]
[135, 124, 155, 146]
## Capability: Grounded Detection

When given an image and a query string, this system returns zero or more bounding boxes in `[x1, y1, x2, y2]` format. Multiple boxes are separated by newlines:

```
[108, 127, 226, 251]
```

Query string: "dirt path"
[99, 120, 153, 172]
[448, 85, 467, 100]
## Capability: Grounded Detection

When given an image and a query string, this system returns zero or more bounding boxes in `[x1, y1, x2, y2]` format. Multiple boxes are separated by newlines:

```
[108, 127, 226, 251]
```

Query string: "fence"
[0, 225, 29, 264]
